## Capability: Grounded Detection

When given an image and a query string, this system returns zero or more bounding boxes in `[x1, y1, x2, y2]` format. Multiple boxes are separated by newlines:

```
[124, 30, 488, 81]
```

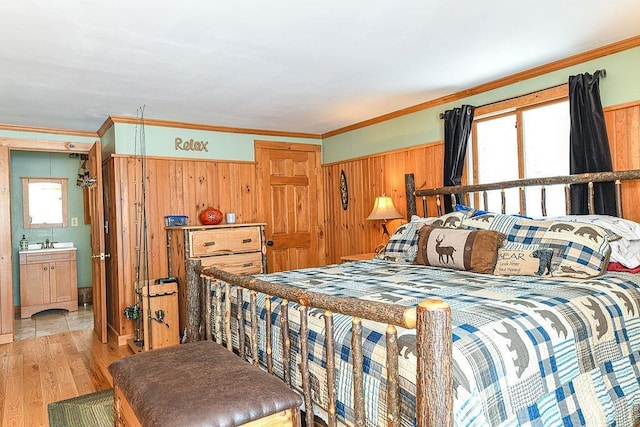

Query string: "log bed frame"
[185, 169, 640, 427]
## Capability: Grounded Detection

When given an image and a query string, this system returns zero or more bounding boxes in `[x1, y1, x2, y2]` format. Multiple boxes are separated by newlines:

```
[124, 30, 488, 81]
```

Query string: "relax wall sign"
[175, 137, 209, 152]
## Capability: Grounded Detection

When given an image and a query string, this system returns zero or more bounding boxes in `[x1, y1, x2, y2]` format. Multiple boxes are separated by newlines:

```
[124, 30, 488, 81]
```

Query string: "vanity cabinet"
[166, 223, 266, 332]
[19, 249, 78, 318]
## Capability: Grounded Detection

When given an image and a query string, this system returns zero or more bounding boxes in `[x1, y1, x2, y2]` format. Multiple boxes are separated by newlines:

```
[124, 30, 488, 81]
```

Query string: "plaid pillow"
[465, 213, 611, 278]
[378, 222, 424, 263]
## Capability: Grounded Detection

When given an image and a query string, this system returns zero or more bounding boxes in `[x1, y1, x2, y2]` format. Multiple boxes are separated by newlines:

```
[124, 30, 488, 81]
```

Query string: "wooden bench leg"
[240, 408, 301, 426]
[113, 384, 142, 427]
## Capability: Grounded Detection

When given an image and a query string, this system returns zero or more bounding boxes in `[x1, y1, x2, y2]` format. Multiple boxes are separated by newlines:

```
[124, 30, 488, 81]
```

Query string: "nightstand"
[340, 252, 376, 263]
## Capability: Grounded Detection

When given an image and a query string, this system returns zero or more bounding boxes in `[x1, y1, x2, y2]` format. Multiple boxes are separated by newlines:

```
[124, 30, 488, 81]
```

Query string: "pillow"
[415, 225, 505, 274]
[610, 239, 640, 269]
[550, 215, 640, 241]
[493, 244, 554, 277]
[411, 211, 469, 228]
[464, 213, 612, 278]
[377, 221, 424, 263]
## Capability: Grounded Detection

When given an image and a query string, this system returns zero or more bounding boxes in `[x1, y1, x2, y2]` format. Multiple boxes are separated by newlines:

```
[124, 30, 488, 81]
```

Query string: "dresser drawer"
[190, 227, 261, 256]
[200, 252, 263, 275]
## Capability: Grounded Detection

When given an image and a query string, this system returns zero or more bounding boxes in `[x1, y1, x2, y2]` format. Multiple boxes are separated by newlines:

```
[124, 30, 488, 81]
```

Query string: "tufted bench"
[108, 341, 303, 427]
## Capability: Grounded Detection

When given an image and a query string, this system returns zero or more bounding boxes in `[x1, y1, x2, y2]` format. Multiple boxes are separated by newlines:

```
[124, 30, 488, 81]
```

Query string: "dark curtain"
[443, 105, 475, 213]
[569, 70, 616, 215]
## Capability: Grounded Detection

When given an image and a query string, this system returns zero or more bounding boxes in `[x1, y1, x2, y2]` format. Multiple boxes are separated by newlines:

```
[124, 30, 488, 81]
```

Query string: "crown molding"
[105, 115, 322, 140]
[322, 34, 640, 138]
[0, 123, 97, 138]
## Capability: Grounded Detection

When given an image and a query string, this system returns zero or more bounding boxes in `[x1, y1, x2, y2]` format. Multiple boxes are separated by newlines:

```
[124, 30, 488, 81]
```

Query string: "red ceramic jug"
[199, 207, 223, 225]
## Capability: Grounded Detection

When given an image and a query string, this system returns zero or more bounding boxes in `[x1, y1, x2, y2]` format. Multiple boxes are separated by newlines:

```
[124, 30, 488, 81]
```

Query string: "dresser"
[166, 223, 267, 332]
[19, 248, 78, 318]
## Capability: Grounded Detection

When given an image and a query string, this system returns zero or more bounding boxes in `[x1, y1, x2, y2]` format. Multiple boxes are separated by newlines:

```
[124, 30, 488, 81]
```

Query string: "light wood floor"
[0, 328, 133, 426]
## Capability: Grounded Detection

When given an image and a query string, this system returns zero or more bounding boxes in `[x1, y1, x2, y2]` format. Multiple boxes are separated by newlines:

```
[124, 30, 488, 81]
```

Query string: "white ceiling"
[1, 1, 639, 135]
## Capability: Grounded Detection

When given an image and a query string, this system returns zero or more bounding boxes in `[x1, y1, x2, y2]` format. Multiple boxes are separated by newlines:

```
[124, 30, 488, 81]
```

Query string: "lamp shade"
[366, 195, 403, 221]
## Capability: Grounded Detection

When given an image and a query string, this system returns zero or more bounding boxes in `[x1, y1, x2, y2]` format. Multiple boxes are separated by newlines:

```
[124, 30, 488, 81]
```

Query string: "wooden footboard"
[185, 259, 453, 427]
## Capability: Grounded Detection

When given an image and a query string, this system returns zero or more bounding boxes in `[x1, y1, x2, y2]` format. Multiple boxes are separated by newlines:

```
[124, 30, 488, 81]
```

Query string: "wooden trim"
[604, 100, 640, 112]
[107, 115, 322, 140]
[254, 139, 321, 152]
[322, 35, 640, 138]
[0, 138, 93, 153]
[474, 85, 568, 118]
[96, 116, 115, 138]
[322, 140, 443, 167]
[0, 146, 12, 336]
[107, 153, 257, 165]
[0, 123, 98, 138]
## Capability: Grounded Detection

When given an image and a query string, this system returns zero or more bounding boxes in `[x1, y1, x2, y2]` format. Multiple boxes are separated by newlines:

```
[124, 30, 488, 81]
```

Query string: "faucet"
[45, 238, 50, 249]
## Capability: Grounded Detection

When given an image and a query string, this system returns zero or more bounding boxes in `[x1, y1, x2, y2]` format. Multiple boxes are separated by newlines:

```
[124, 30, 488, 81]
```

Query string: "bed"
[185, 170, 640, 427]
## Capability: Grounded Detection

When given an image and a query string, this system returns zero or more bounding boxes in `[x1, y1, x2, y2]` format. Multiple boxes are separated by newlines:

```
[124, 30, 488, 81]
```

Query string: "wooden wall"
[606, 101, 640, 222]
[322, 142, 444, 265]
[104, 155, 260, 341]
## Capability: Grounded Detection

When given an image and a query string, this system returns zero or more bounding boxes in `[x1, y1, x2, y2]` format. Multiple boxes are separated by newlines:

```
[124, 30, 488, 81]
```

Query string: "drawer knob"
[203, 241, 216, 247]
[242, 238, 252, 244]
[242, 263, 254, 267]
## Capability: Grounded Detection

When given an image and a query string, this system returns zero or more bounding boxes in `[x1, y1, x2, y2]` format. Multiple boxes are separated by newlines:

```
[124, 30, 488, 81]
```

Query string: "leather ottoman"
[108, 341, 302, 427]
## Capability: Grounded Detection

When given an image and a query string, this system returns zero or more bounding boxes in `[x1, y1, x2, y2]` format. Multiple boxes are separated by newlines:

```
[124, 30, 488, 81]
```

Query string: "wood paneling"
[104, 155, 260, 341]
[322, 142, 444, 264]
[606, 101, 640, 222]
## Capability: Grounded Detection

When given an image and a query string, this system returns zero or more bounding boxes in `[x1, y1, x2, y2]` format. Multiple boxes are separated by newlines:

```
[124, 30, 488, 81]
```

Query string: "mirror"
[22, 178, 68, 228]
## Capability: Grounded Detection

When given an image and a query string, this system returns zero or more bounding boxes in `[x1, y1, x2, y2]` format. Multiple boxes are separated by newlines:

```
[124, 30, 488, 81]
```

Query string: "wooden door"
[88, 141, 107, 343]
[256, 141, 325, 272]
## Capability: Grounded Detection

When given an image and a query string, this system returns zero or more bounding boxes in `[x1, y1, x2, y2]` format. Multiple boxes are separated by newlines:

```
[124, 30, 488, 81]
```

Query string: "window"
[470, 93, 569, 217]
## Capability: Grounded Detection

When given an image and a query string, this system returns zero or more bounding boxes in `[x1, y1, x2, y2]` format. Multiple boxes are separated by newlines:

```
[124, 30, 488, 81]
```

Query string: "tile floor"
[14, 305, 94, 341]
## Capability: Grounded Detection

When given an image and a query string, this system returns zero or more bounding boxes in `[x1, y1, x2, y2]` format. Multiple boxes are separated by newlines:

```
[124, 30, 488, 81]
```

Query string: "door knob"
[92, 253, 111, 260]
[266, 240, 274, 246]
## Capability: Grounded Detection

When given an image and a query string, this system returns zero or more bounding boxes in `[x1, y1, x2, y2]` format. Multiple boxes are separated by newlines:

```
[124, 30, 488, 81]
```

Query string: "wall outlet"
[71, 217, 78, 227]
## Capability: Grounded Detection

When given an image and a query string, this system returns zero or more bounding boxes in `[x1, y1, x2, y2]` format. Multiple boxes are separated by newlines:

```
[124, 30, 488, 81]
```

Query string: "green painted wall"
[322, 46, 640, 164]
[113, 122, 321, 161]
[10, 151, 92, 306]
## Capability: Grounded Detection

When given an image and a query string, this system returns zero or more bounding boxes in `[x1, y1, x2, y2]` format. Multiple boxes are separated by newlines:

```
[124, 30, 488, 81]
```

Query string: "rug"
[48, 389, 114, 427]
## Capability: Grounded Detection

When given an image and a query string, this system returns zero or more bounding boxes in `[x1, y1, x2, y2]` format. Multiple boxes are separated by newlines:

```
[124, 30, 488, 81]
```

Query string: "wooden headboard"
[405, 169, 640, 220]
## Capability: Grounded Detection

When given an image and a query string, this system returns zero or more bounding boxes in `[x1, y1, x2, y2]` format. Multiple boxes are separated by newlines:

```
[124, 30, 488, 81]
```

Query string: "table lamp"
[366, 194, 403, 236]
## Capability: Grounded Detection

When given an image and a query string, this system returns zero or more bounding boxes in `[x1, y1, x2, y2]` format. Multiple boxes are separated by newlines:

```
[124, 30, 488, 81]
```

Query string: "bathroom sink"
[53, 242, 74, 249]
[24, 242, 75, 252]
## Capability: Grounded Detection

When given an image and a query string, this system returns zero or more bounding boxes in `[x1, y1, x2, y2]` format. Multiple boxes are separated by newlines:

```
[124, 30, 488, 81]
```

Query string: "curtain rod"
[438, 68, 607, 119]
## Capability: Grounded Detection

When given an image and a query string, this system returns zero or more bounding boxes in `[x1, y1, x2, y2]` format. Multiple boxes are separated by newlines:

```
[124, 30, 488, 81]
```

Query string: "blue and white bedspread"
[230, 259, 640, 426]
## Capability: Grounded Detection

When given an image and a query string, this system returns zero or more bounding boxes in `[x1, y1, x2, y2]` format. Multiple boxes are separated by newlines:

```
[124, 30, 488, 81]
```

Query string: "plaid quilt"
[220, 260, 640, 426]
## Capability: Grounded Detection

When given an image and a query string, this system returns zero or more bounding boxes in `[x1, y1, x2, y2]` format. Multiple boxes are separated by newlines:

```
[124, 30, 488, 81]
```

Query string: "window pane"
[475, 114, 519, 213]
[522, 101, 569, 217]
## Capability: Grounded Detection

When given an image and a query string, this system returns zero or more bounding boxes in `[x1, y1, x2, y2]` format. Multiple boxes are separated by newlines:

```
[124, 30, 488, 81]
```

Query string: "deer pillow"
[415, 225, 505, 274]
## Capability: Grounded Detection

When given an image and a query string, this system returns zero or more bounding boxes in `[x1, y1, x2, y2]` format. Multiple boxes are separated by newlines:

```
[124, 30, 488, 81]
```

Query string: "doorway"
[0, 138, 106, 344]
